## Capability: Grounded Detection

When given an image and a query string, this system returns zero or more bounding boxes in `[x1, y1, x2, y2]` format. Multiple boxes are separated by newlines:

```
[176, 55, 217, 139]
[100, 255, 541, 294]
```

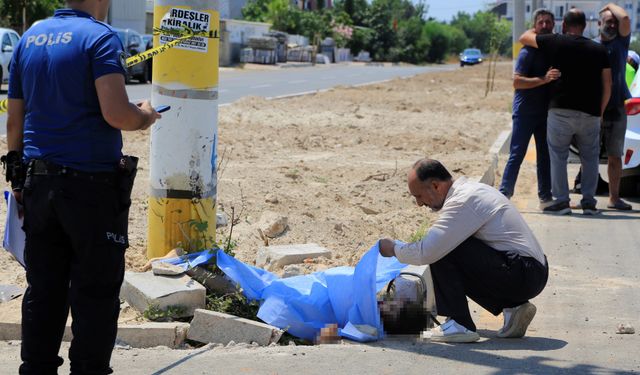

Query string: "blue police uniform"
[9, 9, 131, 375]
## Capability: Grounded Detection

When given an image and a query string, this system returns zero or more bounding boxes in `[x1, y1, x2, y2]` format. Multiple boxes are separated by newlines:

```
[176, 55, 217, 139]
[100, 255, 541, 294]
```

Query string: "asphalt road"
[0, 63, 456, 132]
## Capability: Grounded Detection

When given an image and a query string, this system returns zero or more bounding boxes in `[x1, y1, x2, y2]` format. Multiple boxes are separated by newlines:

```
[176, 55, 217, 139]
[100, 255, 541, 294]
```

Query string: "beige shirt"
[394, 177, 546, 266]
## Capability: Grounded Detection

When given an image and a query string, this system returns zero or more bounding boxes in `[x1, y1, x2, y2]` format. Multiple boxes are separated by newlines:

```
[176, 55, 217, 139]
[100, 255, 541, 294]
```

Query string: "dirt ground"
[0, 61, 527, 323]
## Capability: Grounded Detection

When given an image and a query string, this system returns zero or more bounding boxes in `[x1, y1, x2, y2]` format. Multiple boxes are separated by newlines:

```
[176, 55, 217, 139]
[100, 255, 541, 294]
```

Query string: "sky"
[414, 0, 491, 22]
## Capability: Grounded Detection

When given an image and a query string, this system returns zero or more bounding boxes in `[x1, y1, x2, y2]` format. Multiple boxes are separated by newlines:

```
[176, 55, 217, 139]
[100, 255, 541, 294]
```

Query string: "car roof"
[464, 48, 481, 53]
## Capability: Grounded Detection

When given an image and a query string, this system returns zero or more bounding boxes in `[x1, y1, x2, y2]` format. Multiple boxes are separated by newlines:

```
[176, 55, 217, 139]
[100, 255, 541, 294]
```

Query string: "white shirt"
[394, 177, 546, 266]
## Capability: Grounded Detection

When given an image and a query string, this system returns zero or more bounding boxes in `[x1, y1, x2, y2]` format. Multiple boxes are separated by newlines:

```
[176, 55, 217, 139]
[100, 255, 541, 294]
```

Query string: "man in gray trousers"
[520, 9, 611, 215]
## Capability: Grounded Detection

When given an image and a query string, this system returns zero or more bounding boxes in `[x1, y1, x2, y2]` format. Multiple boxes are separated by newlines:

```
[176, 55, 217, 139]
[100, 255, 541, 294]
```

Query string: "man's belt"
[27, 160, 117, 184]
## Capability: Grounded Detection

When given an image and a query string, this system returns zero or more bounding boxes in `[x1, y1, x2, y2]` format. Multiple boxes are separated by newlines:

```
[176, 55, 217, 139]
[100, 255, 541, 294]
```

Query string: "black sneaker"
[581, 202, 600, 215]
[542, 201, 571, 215]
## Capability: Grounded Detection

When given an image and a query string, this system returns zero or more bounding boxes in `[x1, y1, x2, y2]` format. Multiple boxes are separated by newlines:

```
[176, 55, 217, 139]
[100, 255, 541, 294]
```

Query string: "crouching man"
[379, 158, 548, 343]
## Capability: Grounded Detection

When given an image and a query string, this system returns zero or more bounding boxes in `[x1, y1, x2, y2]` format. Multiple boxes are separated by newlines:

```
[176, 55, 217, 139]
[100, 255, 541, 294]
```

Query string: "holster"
[117, 155, 138, 209]
[1, 151, 26, 192]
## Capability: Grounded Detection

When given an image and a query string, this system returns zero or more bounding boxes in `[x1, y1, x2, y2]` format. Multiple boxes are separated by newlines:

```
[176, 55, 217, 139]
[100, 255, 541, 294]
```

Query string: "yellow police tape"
[0, 26, 215, 114]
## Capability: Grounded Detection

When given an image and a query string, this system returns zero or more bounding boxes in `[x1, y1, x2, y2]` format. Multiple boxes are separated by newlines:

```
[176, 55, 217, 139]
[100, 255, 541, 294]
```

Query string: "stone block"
[120, 271, 206, 318]
[117, 322, 189, 348]
[256, 243, 332, 270]
[187, 309, 283, 346]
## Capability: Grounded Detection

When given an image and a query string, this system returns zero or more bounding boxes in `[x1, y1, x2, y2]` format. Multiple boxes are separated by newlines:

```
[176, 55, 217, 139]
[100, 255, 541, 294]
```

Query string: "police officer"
[5, 0, 160, 373]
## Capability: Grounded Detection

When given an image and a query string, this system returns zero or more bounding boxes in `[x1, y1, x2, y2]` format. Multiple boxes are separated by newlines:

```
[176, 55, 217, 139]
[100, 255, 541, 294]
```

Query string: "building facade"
[492, 0, 639, 38]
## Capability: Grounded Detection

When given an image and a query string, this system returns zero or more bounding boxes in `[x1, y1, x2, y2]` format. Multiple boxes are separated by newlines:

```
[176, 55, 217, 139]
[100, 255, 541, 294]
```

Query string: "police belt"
[27, 160, 118, 185]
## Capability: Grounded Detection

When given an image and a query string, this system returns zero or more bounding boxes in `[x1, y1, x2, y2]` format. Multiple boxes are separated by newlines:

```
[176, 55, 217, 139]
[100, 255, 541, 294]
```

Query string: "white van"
[0, 28, 20, 85]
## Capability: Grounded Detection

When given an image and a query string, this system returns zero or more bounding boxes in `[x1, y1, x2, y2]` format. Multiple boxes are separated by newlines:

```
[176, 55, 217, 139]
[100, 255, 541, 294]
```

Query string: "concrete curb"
[0, 321, 189, 349]
[473, 127, 512, 186]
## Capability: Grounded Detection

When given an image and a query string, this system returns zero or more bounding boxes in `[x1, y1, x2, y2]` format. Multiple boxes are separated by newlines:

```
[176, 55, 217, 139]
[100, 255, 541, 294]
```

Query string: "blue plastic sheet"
[3, 191, 25, 268]
[216, 242, 406, 342]
[159, 249, 215, 271]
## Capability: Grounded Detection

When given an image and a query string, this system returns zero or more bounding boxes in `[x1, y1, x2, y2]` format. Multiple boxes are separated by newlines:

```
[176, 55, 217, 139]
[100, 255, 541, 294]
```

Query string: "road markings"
[250, 84, 272, 89]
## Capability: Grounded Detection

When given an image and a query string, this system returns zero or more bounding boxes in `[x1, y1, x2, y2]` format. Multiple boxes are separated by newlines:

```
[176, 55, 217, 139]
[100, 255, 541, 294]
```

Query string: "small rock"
[152, 262, 186, 276]
[257, 211, 288, 238]
[282, 265, 303, 278]
[265, 194, 279, 204]
[334, 223, 344, 232]
[359, 205, 379, 215]
[114, 339, 131, 350]
[226, 340, 236, 348]
[216, 212, 228, 228]
[616, 323, 635, 334]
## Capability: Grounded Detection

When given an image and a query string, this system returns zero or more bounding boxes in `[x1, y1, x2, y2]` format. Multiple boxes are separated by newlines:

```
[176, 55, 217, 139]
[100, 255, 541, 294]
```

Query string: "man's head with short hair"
[407, 159, 453, 212]
[533, 9, 555, 35]
[562, 8, 586, 34]
[599, 8, 620, 41]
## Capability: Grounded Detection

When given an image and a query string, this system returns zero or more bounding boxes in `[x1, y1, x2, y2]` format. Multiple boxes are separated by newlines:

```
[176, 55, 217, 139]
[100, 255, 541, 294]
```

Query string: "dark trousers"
[430, 237, 548, 332]
[19, 173, 128, 375]
[500, 115, 552, 200]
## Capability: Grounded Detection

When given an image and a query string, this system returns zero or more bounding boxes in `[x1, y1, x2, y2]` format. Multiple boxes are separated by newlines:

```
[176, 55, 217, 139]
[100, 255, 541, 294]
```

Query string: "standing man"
[520, 9, 611, 215]
[5, 0, 160, 373]
[379, 159, 548, 343]
[598, 3, 632, 210]
[500, 9, 557, 207]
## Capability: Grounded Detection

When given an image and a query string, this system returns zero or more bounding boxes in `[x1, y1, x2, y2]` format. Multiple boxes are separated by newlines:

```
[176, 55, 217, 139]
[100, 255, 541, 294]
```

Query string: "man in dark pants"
[500, 9, 557, 207]
[598, 3, 632, 210]
[379, 159, 548, 343]
[5, 0, 160, 373]
[520, 9, 612, 215]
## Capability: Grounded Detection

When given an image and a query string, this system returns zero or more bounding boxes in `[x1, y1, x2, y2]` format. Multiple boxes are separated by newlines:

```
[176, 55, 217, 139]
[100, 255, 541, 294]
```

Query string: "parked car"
[0, 28, 20, 85]
[114, 28, 147, 83]
[142, 34, 153, 83]
[459, 48, 483, 67]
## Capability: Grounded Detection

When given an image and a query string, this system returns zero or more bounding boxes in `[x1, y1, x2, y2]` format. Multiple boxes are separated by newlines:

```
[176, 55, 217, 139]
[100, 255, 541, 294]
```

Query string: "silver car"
[0, 28, 20, 85]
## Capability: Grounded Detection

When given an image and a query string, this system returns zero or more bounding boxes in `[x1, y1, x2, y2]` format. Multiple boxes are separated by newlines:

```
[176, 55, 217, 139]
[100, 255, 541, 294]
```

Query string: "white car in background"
[0, 28, 20, 85]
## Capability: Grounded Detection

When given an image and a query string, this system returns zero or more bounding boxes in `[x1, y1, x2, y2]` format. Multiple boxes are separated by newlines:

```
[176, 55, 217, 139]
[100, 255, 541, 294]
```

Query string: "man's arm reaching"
[519, 29, 539, 48]
[514, 68, 561, 89]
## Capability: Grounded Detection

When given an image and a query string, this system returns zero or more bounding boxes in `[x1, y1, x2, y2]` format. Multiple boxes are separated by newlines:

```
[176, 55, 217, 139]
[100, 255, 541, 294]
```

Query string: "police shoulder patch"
[119, 51, 127, 70]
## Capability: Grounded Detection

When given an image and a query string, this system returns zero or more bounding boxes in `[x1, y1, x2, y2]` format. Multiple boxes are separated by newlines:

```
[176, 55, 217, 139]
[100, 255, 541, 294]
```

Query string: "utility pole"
[148, 0, 220, 258]
[512, 0, 525, 60]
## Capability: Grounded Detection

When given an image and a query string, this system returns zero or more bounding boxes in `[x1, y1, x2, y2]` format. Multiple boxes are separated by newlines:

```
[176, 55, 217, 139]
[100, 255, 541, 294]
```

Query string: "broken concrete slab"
[185, 266, 237, 295]
[0, 322, 189, 349]
[117, 322, 189, 348]
[120, 271, 206, 318]
[255, 243, 332, 270]
[152, 262, 186, 276]
[187, 309, 283, 346]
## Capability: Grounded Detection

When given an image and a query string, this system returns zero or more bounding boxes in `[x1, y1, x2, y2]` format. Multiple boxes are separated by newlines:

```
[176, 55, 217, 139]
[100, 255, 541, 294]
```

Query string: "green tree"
[422, 21, 451, 63]
[0, 0, 64, 31]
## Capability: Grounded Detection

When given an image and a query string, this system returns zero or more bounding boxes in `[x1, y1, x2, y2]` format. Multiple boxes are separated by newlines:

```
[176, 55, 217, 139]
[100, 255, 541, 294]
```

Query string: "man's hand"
[136, 100, 161, 131]
[544, 68, 561, 83]
[379, 238, 396, 258]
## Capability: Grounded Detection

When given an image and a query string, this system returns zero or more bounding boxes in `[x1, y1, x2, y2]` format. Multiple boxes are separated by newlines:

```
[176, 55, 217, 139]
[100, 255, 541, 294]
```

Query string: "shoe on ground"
[538, 197, 555, 210]
[542, 200, 571, 215]
[607, 200, 632, 211]
[423, 319, 479, 343]
[497, 302, 537, 338]
[581, 202, 600, 215]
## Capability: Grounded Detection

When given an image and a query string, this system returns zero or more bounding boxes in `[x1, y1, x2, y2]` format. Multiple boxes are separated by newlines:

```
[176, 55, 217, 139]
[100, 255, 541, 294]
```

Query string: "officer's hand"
[137, 100, 161, 130]
[379, 238, 396, 258]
